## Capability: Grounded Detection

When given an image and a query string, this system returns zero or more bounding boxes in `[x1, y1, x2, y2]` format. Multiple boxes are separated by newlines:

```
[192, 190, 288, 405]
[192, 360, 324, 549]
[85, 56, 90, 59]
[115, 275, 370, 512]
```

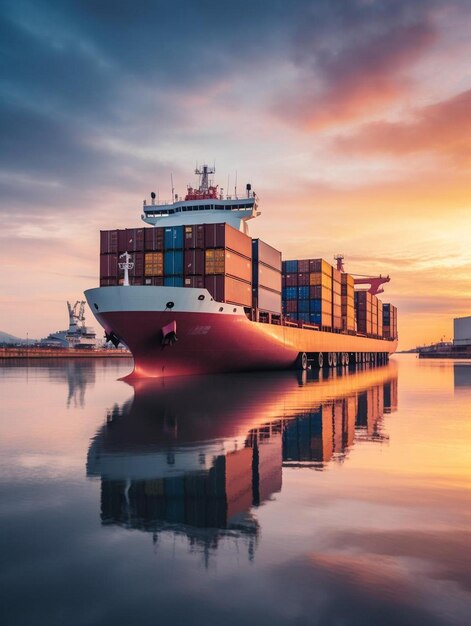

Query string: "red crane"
[334, 255, 390, 296]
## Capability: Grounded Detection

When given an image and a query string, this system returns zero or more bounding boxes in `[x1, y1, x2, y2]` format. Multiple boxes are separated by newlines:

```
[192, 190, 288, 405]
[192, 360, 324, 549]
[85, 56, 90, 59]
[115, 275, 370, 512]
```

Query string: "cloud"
[275, 0, 439, 129]
[333, 88, 471, 164]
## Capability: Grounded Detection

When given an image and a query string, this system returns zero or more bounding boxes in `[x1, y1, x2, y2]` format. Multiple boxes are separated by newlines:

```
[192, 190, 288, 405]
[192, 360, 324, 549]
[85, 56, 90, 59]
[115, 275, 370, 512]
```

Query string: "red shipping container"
[184, 276, 204, 288]
[298, 273, 309, 286]
[298, 259, 309, 273]
[286, 300, 298, 313]
[100, 230, 118, 254]
[100, 277, 118, 287]
[100, 253, 118, 278]
[184, 249, 204, 275]
[131, 252, 144, 278]
[204, 223, 252, 258]
[285, 274, 298, 287]
[184, 224, 205, 249]
[144, 227, 164, 251]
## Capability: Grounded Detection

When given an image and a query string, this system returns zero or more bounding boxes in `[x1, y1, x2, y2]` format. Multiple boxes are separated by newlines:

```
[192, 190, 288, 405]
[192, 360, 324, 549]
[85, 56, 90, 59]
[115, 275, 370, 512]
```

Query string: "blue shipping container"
[298, 313, 310, 323]
[298, 300, 310, 313]
[309, 312, 321, 325]
[164, 276, 184, 287]
[164, 226, 183, 249]
[283, 260, 298, 273]
[164, 250, 183, 275]
[282, 286, 297, 300]
[298, 286, 309, 300]
[310, 299, 322, 313]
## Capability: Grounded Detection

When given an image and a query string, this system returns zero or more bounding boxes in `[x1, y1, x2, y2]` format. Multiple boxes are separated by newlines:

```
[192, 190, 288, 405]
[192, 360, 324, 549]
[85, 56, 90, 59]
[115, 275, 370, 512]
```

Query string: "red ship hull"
[85, 286, 397, 379]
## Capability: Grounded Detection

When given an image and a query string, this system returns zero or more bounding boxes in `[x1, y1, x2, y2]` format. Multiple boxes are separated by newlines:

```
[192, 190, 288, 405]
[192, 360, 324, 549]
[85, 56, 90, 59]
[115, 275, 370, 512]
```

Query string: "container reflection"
[87, 363, 398, 560]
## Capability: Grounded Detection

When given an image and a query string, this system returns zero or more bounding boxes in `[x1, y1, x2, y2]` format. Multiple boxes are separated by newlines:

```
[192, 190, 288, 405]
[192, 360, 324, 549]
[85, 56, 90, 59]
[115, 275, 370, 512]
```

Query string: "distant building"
[453, 316, 471, 347]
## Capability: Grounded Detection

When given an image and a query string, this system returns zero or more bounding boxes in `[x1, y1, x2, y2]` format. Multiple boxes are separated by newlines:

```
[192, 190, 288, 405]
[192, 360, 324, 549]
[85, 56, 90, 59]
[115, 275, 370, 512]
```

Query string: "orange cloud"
[276, 20, 436, 130]
[333, 89, 471, 165]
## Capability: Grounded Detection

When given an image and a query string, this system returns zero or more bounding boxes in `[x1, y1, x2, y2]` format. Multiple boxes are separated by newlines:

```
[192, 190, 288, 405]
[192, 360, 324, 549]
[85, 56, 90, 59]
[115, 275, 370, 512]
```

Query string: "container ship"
[85, 165, 398, 378]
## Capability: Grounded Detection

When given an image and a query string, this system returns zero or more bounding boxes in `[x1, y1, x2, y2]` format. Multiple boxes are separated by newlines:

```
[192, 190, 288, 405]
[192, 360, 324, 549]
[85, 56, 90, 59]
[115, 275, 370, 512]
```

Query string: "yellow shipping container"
[144, 252, 164, 276]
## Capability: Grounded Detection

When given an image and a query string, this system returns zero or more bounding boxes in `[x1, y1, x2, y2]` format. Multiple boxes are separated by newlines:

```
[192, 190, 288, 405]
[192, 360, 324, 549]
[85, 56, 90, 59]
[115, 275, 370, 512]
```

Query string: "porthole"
[233, 308, 237, 313]
[219, 307, 224, 312]
[94, 303, 99, 311]
[198, 294, 205, 301]
[166, 301, 175, 309]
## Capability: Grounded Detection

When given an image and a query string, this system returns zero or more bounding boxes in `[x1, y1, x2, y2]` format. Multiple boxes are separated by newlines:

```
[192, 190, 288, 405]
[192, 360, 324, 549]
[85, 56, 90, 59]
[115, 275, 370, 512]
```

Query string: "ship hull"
[85, 286, 397, 378]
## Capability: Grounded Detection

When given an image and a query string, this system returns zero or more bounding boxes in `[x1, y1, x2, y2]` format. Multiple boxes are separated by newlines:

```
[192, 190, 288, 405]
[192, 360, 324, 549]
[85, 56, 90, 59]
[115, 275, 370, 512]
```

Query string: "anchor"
[161, 320, 178, 346]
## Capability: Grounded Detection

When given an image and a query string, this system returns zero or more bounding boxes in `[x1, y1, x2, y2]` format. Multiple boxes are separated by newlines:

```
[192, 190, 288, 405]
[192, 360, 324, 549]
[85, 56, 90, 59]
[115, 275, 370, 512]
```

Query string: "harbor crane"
[334, 255, 390, 296]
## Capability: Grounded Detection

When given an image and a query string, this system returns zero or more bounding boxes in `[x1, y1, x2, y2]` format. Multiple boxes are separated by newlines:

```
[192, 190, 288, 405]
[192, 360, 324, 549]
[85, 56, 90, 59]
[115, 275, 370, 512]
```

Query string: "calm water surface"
[0, 355, 470, 626]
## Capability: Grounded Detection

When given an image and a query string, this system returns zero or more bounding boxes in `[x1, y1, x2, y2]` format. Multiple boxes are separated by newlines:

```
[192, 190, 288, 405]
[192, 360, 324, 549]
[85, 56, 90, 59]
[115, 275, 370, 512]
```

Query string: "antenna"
[234, 170, 238, 198]
[227, 174, 230, 199]
[170, 173, 174, 203]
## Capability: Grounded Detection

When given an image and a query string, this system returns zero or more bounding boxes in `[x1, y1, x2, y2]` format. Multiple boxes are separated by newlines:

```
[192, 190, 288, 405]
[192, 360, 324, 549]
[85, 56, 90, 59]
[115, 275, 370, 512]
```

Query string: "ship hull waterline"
[85, 286, 397, 379]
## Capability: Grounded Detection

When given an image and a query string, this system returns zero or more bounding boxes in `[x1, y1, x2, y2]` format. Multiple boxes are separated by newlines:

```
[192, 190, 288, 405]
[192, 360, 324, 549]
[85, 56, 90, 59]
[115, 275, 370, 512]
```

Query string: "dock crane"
[334, 255, 390, 296]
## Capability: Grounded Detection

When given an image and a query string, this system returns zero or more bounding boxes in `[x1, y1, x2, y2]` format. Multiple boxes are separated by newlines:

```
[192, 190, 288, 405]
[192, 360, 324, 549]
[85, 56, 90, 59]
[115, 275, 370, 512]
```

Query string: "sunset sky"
[1, 0, 470, 348]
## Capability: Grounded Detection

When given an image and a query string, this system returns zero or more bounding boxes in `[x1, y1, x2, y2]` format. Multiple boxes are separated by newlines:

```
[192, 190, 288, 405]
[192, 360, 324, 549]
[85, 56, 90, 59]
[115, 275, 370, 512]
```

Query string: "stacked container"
[252, 239, 282, 314]
[332, 268, 342, 331]
[341, 273, 355, 332]
[282, 258, 333, 327]
[354, 290, 372, 335]
[382, 303, 397, 339]
[99, 224, 252, 307]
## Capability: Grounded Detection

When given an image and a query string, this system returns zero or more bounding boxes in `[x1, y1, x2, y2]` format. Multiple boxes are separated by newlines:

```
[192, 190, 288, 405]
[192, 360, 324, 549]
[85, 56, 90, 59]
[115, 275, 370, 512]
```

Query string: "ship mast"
[119, 252, 134, 286]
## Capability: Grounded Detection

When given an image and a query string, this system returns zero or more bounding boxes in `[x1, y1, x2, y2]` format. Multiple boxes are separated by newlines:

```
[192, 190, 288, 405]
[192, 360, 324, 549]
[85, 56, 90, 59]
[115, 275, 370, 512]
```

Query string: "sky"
[0, 0, 470, 348]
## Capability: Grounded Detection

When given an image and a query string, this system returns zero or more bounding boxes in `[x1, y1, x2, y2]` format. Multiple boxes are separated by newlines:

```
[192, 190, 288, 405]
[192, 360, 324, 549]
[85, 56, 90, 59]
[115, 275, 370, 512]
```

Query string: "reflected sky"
[0, 356, 470, 626]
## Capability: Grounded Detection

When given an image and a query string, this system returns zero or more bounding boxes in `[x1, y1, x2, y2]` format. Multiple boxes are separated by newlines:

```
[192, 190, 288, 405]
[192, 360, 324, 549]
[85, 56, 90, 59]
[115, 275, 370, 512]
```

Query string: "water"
[0, 355, 470, 626]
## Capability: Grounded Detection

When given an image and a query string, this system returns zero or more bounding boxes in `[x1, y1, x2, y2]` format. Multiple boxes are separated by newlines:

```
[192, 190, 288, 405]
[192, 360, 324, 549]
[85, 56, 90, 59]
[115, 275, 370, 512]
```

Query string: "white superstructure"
[141, 165, 260, 232]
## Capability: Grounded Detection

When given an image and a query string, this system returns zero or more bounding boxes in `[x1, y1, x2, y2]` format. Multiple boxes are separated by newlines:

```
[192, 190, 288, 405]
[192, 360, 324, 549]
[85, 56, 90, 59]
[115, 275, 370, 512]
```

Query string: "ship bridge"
[141, 165, 260, 232]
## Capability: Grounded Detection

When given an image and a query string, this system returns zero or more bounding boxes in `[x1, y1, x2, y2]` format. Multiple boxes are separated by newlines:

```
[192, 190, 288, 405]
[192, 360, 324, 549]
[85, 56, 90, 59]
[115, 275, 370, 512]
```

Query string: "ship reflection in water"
[87, 364, 397, 562]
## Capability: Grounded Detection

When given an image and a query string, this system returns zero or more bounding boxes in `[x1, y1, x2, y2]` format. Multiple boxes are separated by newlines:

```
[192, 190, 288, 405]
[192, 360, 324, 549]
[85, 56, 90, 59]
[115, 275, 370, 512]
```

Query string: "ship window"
[219, 307, 224, 312]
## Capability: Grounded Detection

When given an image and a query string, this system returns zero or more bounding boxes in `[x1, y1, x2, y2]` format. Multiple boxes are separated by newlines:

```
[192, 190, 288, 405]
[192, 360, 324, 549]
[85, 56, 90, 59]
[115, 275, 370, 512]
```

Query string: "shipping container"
[144, 277, 164, 286]
[184, 249, 204, 275]
[205, 249, 252, 282]
[298, 259, 310, 273]
[184, 224, 205, 249]
[144, 252, 164, 277]
[309, 272, 332, 289]
[284, 274, 298, 287]
[204, 275, 252, 307]
[253, 263, 282, 293]
[164, 276, 184, 287]
[164, 250, 184, 275]
[252, 239, 282, 271]
[144, 227, 164, 251]
[309, 259, 333, 276]
[298, 273, 310, 286]
[164, 226, 184, 250]
[253, 286, 282, 314]
[282, 286, 297, 300]
[100, 230, 118, 254]
[100, 277, 117, 287]
[204, 223, 252, 258]
[298, 286, 310, 300]
[184, 276, 204, 288]
[117, 228, 145, 253]
[282, 260, 298, 273]
[100, 253, 118, 278]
